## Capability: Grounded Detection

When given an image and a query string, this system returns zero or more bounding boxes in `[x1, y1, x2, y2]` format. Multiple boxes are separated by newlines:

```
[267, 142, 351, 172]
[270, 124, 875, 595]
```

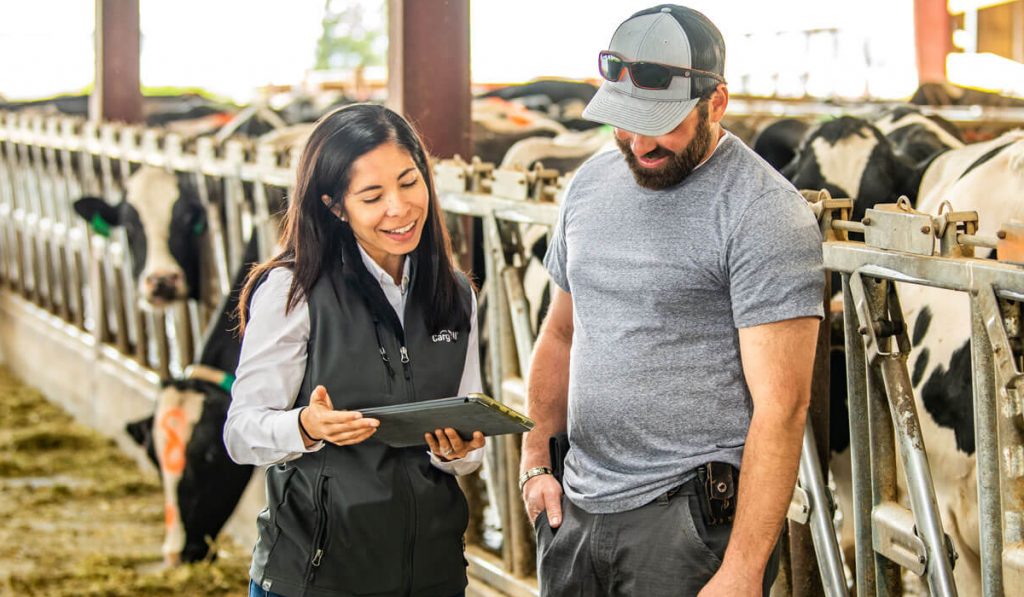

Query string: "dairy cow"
[821, 132, 1024, 593]
[783, 116, 919, 215]
[74, 166, 258, 564]
[871, 105, 964, 166]
[751, 118, 811, 172]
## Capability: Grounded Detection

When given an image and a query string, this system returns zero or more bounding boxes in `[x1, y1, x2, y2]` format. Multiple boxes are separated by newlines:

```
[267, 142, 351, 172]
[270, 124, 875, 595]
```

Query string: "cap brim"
[582, 82, 699, 137]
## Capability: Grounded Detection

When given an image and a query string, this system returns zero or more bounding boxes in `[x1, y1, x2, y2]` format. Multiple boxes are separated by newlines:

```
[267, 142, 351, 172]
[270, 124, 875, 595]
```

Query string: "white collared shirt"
[224, 245, 483, 475]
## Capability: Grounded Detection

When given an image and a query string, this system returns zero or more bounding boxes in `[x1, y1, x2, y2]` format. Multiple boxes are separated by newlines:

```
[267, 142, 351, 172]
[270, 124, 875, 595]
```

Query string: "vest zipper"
[372, 318, 395, 392]
[393, 331, 414, 402]
[305, 474, 330, 583]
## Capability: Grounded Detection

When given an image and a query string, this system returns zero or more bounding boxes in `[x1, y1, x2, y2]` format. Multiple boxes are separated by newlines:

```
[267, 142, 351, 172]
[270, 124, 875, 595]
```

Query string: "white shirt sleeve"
[224, 267, 322, 466]
[427, 291, 485, 476]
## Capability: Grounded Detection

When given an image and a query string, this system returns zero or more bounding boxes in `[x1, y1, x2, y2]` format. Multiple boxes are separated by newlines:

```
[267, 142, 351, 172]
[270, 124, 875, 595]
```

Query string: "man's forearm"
[721, 403, 807, 577]
[520, 335, 570, 472]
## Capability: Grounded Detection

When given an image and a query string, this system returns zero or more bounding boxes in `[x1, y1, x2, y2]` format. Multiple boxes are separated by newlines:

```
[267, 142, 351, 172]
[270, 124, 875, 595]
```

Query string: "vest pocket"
[263, 468, 321, 584]
[308, 474, 405, 594]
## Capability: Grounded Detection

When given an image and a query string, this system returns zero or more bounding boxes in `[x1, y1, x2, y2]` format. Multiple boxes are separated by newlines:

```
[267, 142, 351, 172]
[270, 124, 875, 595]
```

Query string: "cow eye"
[191, 216, 206, 236]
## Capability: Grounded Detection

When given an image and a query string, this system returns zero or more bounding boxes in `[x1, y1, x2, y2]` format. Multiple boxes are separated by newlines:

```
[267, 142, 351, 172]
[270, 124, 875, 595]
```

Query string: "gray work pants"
[535, 478, 780, 596]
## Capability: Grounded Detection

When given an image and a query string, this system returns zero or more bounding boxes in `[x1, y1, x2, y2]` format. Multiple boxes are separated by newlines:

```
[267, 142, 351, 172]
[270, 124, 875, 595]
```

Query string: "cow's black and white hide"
[871, 105, 963, 164]
[782, 116, 918, 223]
[480, 79, 601, 131]
[499, 128, 614, 174]
[751, 118, 810, 172]
[830, 133, 1024, 594]
[122, 234, 260, 565]
[472, 98, 568, 166]
[74, 168, 268, 565]
[73, 166, 208, 306]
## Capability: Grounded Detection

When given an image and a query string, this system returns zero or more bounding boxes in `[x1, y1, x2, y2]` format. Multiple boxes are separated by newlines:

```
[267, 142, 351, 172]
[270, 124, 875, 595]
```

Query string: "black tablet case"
[359, 393, 534, 448]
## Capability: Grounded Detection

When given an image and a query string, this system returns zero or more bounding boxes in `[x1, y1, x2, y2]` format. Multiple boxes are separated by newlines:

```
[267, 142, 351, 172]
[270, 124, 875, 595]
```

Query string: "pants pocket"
[679, 494, 726, 568]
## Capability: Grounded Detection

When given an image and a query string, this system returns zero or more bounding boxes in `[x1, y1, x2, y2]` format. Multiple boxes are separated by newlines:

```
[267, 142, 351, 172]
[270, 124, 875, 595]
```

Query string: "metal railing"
[4, 110, 1023, 596]
[0, 110, 562, 595]
[808, 191, 1024, 596]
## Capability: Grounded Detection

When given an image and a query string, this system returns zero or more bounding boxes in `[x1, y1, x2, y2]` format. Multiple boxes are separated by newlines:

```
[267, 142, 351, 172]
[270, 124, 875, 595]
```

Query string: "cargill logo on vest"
[432, 330, 459, 343]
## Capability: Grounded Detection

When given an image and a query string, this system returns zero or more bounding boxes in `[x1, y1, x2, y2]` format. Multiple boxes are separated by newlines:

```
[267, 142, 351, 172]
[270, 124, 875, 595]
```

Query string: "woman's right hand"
[299, 385, 380, 447]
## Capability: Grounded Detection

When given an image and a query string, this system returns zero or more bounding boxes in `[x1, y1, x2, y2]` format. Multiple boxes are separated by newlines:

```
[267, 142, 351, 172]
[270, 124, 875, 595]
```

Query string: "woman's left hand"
[426, 428, 485, 461]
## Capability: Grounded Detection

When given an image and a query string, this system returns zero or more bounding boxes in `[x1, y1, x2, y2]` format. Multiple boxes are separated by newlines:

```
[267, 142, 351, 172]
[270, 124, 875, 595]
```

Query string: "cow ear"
[73, 196, 121, 237]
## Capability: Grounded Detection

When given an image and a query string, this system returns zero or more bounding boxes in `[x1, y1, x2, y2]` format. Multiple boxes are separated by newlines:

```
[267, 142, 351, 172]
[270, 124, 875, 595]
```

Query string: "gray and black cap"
[583, 4, 726, 136]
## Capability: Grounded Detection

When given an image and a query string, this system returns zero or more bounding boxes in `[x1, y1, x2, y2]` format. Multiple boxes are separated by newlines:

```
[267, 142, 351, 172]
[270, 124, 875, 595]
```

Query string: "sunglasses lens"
[630, 62, 672, 89]
[599, 53, 624, 82]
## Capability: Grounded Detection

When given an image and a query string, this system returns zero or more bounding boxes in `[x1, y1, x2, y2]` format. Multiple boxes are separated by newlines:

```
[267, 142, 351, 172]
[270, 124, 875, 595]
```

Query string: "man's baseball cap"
[583, 5, 726, 137]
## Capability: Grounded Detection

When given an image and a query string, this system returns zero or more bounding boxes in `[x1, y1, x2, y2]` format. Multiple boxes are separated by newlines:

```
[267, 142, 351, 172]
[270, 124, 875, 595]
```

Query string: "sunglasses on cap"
[598, 50, 726, 91]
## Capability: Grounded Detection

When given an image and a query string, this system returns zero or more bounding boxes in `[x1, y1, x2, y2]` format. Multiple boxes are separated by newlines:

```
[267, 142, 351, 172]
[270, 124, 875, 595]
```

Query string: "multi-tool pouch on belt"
[696, 462, 737, 526]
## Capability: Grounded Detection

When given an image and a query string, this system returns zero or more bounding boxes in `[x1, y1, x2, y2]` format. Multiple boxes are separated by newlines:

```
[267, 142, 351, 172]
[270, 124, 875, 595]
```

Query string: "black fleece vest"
[250, 261, 472, 597]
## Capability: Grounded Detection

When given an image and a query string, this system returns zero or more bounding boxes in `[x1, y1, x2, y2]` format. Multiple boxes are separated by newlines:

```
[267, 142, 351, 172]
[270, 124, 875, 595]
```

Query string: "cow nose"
[146, 272, 180, 286]
[144, 272, 183, 300]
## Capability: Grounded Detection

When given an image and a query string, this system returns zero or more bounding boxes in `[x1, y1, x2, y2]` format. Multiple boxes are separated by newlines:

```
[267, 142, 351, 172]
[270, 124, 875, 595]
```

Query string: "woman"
[224, 104, 485, 597]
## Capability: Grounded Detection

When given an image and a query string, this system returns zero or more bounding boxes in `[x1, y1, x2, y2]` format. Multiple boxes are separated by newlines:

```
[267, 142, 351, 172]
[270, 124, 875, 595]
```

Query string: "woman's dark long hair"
[237, 104, 470, 335]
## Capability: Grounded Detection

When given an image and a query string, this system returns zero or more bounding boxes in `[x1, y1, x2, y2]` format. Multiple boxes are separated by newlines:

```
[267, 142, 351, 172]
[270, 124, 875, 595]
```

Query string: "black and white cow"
[751, 118, 811, 172]
[827, 131, 1024, 594]
[73, 167, 208, 306]
[871, 105, 964, 166]
[479, 79, 601, 131]
[782, 116, 918, 224]
[74, 166, 260, 564]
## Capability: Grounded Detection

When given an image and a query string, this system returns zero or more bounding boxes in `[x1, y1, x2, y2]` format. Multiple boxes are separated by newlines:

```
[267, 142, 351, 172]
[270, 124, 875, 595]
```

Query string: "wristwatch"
[518, 466, 554, 491]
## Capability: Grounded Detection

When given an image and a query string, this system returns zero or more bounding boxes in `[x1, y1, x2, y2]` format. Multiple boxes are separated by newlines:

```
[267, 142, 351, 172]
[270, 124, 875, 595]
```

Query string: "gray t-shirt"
[544, 133, 824, 514]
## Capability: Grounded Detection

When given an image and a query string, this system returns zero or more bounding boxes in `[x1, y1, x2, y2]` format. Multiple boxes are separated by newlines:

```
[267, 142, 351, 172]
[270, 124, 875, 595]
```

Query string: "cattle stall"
[2, 108, 1024, 596]
[0, 110, 561, 595]
[807, 191, 1024, 596]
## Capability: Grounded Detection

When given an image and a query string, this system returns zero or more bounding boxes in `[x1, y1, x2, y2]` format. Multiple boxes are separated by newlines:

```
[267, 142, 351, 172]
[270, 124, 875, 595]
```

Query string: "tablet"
[358, 393, 534, 448]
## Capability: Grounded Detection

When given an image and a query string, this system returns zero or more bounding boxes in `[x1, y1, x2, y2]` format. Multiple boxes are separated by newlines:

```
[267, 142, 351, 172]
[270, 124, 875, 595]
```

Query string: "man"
[519, 5, 824, 596]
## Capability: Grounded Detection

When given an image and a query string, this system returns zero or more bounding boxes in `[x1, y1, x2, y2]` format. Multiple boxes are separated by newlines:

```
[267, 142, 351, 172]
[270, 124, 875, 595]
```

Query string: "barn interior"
[2, 1, 1024, 595]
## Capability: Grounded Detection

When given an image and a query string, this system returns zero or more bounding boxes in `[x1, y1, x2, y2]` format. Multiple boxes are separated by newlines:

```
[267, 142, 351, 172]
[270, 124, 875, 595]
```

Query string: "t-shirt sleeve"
[543, 191, 571, 293]
[728, 189, 825, 328]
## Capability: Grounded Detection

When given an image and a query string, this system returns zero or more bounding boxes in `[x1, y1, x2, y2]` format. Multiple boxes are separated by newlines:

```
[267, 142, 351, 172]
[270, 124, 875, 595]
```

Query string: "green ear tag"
[192, 220, 206, 236]
[90, 213, 111, 238]
[219, 373, 236, 392]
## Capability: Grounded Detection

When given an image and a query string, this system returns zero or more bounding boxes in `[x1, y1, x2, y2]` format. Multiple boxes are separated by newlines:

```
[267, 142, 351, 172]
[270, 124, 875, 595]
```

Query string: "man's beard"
[616, 102, 713, 190]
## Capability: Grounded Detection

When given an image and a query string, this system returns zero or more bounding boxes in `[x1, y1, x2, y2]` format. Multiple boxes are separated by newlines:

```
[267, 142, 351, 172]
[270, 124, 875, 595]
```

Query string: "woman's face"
[338, 141, 429, 275]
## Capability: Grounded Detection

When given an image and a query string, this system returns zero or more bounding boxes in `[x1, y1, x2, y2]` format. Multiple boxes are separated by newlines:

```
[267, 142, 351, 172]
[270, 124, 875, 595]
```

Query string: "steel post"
[800, 421, 850, 596]
[971, 293, 1004, 596]
[842, 273, 875, 596]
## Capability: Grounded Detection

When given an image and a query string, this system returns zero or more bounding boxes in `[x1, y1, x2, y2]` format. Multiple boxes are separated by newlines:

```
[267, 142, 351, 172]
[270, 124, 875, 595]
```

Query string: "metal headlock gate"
[0, 111, 563, 596]
[3, 109, 1023, 596]
[802, 191, 1024, 596]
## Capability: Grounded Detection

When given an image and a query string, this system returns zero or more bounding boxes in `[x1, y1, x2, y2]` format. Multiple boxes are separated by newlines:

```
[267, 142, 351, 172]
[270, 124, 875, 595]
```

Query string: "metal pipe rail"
[8, 109, 1022, 596]
[816, 192, 1024, 596]
[0, 110, 566, 595]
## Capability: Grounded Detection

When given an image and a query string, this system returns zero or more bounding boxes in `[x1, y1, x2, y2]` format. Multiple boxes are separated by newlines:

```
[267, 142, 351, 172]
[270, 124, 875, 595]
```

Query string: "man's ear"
[73, 196, 122, 237]
[708, 83, 729, 124]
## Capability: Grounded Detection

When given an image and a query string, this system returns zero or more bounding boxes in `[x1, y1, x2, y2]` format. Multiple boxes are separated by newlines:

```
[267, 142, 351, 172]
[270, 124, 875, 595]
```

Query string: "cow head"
[782, 116, 918, 223]
[73, 166, 207, 306]
[872, 105, 963, 167]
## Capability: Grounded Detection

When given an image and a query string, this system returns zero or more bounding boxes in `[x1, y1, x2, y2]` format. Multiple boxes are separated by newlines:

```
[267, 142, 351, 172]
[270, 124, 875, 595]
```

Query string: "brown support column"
[1015, 0, 1024, 63]
[914, 0, 954, 84]
[386, 0, 471, 159]
[91, 0, 143, 124]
